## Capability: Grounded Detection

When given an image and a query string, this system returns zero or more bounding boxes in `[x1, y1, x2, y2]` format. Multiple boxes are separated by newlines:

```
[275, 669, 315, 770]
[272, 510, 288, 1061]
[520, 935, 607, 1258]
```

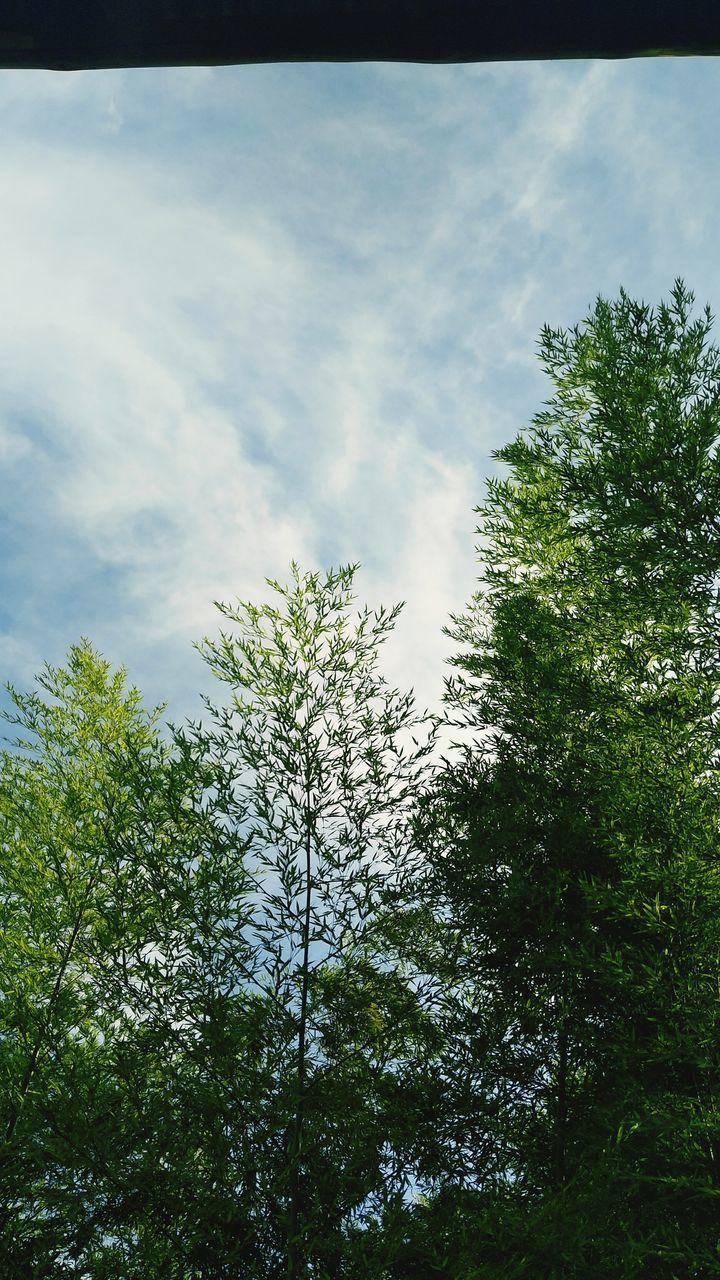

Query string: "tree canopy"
[2, 279, 720, 1276]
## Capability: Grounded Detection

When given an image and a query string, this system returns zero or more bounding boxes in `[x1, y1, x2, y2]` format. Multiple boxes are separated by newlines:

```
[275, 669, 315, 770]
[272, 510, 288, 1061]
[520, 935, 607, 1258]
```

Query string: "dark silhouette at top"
[0, 0, 717, 71]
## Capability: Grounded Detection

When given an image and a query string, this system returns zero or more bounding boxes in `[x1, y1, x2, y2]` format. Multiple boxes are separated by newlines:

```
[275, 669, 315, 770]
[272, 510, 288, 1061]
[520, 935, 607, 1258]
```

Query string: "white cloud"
[0, 55, 719, 748]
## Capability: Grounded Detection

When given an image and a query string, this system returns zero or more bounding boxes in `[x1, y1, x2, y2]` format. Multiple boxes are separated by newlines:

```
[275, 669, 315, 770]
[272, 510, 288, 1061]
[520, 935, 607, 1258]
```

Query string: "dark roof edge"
[0, 0, 717, 71]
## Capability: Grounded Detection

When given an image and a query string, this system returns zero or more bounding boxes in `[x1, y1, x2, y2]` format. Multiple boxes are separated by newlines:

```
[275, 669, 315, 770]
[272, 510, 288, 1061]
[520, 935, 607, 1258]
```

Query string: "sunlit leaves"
[384, 281, 720, 1276]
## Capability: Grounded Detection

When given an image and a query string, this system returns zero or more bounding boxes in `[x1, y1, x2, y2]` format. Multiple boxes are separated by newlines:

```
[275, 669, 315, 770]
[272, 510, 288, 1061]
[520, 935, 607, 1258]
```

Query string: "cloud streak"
[0, 55, 718, 742]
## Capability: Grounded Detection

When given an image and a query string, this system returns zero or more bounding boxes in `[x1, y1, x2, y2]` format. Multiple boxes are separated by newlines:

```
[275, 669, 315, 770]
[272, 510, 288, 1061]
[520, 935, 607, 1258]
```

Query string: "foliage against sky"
[2, 55, 720, 748]
[3, 282, 720, 1275]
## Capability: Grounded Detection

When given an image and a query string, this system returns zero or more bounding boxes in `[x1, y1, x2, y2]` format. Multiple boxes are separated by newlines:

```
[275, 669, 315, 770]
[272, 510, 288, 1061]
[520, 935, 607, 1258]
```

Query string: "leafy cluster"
[2, 281, 720, 1277]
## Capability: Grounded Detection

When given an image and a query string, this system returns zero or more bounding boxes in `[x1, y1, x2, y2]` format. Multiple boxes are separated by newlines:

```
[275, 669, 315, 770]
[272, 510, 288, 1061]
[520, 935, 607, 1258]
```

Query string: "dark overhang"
[0, 0, 717, 72]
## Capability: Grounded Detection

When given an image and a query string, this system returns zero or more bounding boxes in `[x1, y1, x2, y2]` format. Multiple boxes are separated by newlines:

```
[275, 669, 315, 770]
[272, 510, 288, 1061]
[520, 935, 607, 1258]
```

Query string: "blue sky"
[1, 52, 719, 747]
[4, 46, 720, 1229]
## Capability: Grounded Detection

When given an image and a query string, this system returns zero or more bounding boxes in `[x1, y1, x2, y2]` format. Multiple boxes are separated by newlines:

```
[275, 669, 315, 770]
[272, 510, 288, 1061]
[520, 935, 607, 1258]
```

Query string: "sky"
[2, 43, 719, 1236]
[1, 53, 719, 753]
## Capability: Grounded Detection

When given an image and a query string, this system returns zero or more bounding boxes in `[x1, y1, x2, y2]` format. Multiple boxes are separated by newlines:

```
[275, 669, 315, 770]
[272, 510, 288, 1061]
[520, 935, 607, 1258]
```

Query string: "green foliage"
[4, 281, 720, 1276]
[0, 641, 277, 1274]
[0, 568, 444, 1277]
[184, 561, 444, 1276]
[380, 279, 720, 1276]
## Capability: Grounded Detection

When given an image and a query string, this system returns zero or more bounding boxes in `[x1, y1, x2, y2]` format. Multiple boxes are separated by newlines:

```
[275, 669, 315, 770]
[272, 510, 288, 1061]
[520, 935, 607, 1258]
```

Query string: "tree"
[8, 282, 720, 1277]
[181, 560, 447, 1278]
[0, 641, 278, 1275]
[0, 566, 447, 1277]
[370, 280, 720, 1276]
[0, 640, 172, 1270]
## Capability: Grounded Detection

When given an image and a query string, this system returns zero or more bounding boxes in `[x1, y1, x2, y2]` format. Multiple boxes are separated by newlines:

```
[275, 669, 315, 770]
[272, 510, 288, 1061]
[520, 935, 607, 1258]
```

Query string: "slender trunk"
[554, 1022, 568, 1189]
[552, 968, 569, 1193]
[4, 873, 97, 1145]
[691, 1066, 719, 1187]
[287, 743, 313, 1280]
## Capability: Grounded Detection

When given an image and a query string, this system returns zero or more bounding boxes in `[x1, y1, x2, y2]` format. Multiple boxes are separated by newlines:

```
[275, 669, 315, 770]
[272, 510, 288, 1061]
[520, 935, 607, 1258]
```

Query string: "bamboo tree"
[185, 560, 444, 1277]
[0, 571, 446, 1276]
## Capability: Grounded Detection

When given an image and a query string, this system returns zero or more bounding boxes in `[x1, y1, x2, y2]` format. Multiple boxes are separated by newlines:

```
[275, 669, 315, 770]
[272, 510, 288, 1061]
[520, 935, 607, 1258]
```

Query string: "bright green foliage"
[372, 281, 720, 1276]
[0, 572, 444, 1278]
[0, 641, 277, 1275]
[0, 643, 169, 1264]
[5, 282, 720, 1278]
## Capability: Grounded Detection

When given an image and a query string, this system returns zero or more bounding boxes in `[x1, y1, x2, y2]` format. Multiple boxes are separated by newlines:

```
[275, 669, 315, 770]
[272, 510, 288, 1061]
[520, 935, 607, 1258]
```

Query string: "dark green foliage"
[0, 572, 444, 1277]
[374, 280, 720, 1277]
[3, 282, 720, 1276]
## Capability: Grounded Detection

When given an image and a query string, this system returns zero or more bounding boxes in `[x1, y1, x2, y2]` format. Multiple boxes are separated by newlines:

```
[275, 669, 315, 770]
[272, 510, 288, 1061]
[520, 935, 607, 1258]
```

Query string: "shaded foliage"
[3, 281, 720, 1276]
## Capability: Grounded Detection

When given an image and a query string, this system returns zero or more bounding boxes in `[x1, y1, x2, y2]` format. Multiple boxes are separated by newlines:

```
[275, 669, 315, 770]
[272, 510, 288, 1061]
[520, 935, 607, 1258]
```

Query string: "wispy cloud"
[1, 55, 719, 740]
